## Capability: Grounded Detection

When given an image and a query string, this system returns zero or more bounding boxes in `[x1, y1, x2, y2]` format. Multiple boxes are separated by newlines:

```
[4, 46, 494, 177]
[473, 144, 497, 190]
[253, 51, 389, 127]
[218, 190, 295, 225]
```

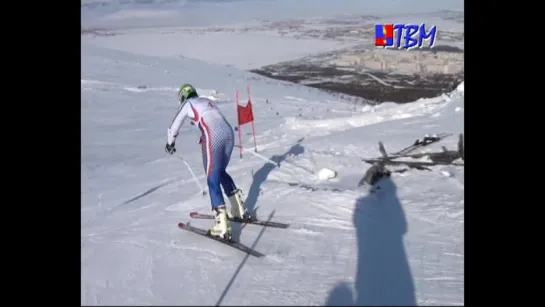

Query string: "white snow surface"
[82, 1, 464, 305]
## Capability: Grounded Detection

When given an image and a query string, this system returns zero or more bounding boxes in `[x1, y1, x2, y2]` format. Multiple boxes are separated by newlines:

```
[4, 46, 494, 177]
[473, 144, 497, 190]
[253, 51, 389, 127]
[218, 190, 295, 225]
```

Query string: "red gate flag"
[235, 86, 258, 158]
[237, 99, 254, 125]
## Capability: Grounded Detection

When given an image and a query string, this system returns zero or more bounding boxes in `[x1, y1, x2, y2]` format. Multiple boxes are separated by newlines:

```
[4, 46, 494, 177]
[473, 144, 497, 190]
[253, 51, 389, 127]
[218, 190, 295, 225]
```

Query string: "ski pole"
[178, 157, 207, 196]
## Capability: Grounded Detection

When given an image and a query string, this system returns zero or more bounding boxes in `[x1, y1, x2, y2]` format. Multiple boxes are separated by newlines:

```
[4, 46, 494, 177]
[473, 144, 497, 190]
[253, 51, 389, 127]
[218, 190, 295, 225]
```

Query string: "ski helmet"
[177, 83, 198, 104]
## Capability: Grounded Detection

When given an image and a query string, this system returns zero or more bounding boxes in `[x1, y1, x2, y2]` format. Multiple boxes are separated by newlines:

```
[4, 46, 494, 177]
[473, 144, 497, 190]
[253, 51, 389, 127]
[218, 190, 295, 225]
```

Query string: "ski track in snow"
[81, 5, 464, 306]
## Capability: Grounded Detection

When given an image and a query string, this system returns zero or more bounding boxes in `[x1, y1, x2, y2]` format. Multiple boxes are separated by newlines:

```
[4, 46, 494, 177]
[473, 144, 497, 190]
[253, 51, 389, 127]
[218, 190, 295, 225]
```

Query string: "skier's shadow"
[352, 177, 416, 306]
[324, 177, 416, 306]
[231, 138, 305, 242]
[325, 282, 354, 306]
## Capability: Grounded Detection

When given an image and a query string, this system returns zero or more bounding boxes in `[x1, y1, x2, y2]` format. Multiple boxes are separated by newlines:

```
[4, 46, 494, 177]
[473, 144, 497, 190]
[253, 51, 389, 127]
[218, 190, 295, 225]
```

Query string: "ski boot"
[227, 189, 252, 221]
[208, 205, 232, 241]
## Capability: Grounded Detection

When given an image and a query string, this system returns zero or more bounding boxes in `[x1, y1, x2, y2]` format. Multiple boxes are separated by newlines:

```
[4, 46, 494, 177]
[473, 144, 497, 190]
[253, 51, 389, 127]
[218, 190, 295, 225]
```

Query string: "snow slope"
[82, 27, 355, 70]
[81, 41, 464, 305]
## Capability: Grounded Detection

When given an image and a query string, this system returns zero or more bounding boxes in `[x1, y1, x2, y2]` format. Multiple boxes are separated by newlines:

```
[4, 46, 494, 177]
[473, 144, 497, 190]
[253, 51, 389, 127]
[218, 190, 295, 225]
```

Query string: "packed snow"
[81, 1, 464, 305]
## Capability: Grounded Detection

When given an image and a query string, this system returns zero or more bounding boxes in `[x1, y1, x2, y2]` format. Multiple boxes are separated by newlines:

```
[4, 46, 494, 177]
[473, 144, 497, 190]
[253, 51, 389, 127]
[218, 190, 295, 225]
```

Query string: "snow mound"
[317, 168, 337, 180]
[456, 81, 464, 93]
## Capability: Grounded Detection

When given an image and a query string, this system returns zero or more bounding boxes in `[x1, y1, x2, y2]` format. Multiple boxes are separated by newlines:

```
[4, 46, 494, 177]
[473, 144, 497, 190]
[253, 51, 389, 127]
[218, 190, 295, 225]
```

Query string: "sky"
[82, 0, 464, 30]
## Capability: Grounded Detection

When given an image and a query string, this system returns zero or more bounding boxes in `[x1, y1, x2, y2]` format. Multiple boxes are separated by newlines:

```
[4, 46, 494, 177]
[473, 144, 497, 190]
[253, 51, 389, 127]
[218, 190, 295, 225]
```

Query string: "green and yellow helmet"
[177, 83, 198, 104]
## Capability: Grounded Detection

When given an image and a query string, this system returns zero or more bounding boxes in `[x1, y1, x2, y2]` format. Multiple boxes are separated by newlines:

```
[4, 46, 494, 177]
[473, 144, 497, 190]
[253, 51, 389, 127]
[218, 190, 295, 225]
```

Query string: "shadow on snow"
[325, 177, 416, 306]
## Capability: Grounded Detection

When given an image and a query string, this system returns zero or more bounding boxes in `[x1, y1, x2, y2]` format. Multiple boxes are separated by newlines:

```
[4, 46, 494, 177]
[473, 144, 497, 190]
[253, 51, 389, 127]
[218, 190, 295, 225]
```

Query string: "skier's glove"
[165, 142, 176, 154]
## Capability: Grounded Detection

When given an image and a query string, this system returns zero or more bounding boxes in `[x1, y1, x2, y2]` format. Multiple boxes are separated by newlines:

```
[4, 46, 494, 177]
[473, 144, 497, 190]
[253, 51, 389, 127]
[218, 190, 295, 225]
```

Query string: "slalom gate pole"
[235, 88, 243, 159]
[247, 86, 258, 152]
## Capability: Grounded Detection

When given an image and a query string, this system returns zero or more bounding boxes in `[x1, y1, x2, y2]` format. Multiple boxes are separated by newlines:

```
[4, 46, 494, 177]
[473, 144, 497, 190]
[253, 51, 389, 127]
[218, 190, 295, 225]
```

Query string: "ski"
[389, 133, 453, 156]
[362, 158, 464, 167]
[189, 211, 290, 229]
[177, 222, 265, 258]
[363, 133, 463, 168]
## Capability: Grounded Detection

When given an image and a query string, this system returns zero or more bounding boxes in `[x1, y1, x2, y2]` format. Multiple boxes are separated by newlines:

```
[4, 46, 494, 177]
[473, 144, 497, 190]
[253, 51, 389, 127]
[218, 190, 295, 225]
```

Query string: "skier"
[165, 83, 250, 240]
